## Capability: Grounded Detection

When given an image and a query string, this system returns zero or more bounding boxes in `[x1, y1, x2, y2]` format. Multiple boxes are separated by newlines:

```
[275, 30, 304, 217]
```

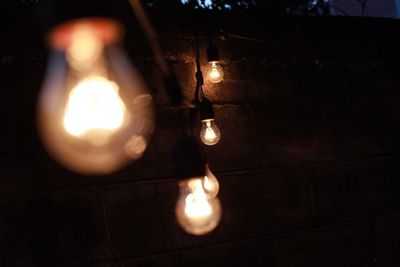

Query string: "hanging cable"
[128, 0, 183, 105]
[193, 38, 221, 146]
[194, 37, 206, 104]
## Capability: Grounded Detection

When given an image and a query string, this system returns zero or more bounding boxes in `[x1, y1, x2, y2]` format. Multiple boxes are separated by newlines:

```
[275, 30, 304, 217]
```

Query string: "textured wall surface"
[1, 2, 400, 267]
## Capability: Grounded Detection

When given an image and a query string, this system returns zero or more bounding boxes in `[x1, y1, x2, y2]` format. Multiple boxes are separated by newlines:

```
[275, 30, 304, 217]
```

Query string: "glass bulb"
[37, 18, 155, 175]
[204, 165, 219, 198]
[206, 62, 224, 83]
[200, 119, 221, 145]
[176, 177, 221, 235]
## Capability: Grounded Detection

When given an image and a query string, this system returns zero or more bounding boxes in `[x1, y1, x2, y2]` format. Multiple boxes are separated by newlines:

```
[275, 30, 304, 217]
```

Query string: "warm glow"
[205, 125, 217, 140]
[200, 119, 221, 145]
[67, 26, 103, 71]
[184, 179, 212, 218]
[124, 135, 148, 159]
[207, 62, 224, 83]
[204, 165, 219, 197]
[203, 176, 214, 192]
[63, 76, 126, 143]
[209, 67, 221, 80]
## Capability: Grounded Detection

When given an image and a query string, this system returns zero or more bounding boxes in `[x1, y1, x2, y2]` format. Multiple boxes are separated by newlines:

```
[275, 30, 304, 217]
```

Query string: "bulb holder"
[173, 135, 207, 181]
[199, 99, 215, 121]
[207, 44, 220, 63]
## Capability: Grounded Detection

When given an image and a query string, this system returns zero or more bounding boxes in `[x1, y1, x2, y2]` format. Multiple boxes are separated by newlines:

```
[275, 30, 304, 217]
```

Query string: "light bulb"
[204, 165, 219, 198]
[37, 18, 155, 175]
[206, 62, 224, 83]
[175, 177, 221, 235]
[200, 119, 221, 145]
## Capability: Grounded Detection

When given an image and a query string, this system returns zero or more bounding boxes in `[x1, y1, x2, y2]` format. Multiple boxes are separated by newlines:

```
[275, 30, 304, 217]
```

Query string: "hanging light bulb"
[199, 99, 221, 145]
[175, 177, 221, 235]
[173, 135, 221, 235]
[206, 44, 224, 83]
[37, 18, 155, 175]
[200, 119, 221, 146]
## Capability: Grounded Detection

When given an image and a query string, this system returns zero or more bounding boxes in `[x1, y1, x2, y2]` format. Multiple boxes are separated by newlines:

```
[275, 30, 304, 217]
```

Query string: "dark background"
[0, 1, 400, 266]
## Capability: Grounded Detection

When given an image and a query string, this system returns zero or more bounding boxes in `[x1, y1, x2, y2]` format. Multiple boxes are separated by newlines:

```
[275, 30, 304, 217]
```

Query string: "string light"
[193, 39, 222, 146]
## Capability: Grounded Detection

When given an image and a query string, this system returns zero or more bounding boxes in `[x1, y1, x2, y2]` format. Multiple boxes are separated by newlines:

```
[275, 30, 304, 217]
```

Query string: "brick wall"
[0, 5, 400, 267]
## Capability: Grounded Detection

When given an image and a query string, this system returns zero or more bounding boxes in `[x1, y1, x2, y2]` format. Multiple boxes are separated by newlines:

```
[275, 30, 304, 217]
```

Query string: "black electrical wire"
[356, 0, 368, 16]
[194, 37, 207, 105]
[222, 32, 384, 64]
[151, 32, 378, 62]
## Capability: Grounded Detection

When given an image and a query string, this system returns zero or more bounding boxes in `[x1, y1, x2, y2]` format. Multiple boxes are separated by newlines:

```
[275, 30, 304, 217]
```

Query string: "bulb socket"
[207, 44, 220, 63]
[199, 99, 215, 121]
[173, 135, 207, 181]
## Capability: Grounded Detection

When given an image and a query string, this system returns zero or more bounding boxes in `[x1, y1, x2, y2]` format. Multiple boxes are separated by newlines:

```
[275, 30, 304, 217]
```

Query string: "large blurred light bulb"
[206, 62, 224, 83]
[37, 18, 155, 175]
[200, 119, 221, 145]
[176, 177, 221, 235]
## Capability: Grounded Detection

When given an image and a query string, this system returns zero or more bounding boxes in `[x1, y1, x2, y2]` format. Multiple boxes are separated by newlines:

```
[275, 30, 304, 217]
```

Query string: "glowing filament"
[209, 65, 221, 80]
[200, 119, 220, 145]
[207, 62, 224, 83]
[63, 76, 126, 137]
[203, 176, 213, 192]
[184, 179, 212, 218]
[203, 167, 219, 197]
[205, 122, 217, 140]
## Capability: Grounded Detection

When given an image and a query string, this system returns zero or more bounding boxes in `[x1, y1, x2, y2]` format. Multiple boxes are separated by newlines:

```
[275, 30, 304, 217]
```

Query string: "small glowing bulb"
[200, 119, 221, 145]
[206, 62, 224, 83]
[176, 177, 221, 235]
[37, 18, 154, 174]
[204, 165, 219, 197]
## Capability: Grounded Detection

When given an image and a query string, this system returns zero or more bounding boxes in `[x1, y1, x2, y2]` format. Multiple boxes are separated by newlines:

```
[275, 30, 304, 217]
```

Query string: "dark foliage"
[145, 0, 330, 15]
